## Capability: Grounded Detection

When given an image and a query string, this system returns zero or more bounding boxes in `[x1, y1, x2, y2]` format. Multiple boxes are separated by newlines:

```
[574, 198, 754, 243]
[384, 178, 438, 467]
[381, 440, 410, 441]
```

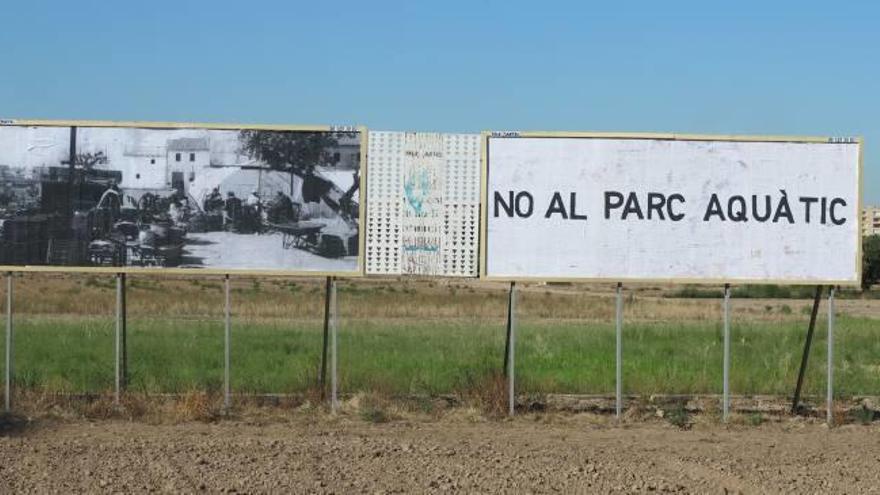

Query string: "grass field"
[2, 314, 878, 398]
[0, 274, 877, 400]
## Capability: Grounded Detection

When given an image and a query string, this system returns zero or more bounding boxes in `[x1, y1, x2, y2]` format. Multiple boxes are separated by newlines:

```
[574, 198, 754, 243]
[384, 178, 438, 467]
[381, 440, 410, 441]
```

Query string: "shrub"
[747, 412, 764, 426]
[665, 403, 690, 429]
[863, 235, 880, 290]
[852, 405, 875, 425]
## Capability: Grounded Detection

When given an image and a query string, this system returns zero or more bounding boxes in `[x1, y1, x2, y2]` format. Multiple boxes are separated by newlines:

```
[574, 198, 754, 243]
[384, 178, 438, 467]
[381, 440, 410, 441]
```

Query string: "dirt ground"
[1, 413, 878, 494]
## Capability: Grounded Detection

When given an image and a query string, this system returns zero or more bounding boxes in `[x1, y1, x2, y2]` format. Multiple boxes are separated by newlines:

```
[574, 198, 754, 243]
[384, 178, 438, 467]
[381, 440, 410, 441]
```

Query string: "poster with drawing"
[366, 131, 480, 276]
[401, 133, 445, 273]
[0, 121, 364, 274]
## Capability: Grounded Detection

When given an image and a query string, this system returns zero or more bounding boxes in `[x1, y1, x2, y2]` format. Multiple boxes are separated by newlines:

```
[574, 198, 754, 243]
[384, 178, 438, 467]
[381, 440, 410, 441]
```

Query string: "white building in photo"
[121, 145, 166, 191]
[166, 137, 209, 195]
[116, 137, 210, 196]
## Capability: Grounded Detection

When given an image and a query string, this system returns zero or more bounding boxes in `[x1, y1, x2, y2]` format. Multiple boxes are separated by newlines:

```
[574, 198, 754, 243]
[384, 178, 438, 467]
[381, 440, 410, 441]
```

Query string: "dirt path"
[1, 415, 878, 493]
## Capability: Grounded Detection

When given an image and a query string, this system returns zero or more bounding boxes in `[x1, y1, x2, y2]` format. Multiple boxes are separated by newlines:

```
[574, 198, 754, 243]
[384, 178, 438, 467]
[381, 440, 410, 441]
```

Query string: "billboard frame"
[0, 119, 368, 277]
[480, 130, 863, 286]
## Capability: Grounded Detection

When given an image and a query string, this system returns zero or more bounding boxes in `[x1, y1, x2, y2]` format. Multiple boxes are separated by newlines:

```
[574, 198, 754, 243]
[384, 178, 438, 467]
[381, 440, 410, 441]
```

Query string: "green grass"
[3, 314, 878, 398]
[518, 317, 880, 396]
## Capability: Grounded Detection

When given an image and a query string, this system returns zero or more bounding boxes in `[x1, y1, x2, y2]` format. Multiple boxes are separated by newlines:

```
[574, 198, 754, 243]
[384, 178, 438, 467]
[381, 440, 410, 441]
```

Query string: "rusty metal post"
[319, 277, 331, 395]
[791, 286, 823, 414]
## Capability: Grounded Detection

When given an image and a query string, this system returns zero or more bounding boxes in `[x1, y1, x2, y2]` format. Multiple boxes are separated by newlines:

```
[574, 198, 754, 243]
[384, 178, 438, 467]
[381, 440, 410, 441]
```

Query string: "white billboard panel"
[484, 134, 862, 284]
[367, 131, 480, 276]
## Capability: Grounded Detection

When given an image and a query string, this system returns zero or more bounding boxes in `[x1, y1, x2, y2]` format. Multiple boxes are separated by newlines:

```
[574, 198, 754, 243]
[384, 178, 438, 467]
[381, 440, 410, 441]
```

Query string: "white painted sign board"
[484, 134, 862, 284]
[366, 131, 480, 276]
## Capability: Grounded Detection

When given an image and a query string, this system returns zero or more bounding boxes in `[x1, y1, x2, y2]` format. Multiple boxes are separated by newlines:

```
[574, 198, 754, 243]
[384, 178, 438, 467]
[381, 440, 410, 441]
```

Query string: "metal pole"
[615, 282, 623, 419]
[114, 273, 122, 405]
[4, 273, 12, 413]
[722, 283, 731, 422]
[224, 275, 231, 410]
[827, 286, 835, 426]
[792, 286, 823, 414]
[120, 273, 127, 388]
[330, 278, 338, 412]
[503, 282, 513, 376]
[508, 281, 516, 416]
[319, 276, 331, 394]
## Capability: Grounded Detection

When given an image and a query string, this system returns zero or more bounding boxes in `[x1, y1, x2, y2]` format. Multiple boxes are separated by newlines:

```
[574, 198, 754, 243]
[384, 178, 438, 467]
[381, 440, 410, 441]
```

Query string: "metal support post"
[722, 283, 731, 422]
[503, 281, 513, 376]
[615, 282, 623, 419]
[508, 281, 517, 416]
[792, 286, 823, 414]
[330, 278, 338, 411]
[4, 273, 12, 413]
[827, 286, 835, 426]
[115, 273, 123, 405]
[319, 277, 331, 395]
[224, 275, 231, 410]
[120, 272, 127, 388]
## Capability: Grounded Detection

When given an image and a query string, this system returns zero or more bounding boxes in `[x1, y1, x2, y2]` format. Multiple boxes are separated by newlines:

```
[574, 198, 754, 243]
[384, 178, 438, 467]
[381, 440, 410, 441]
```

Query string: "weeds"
[665, 403, 690, 429]
[457, 371, 508, 418]
[747, 412, 764, 426]
[175, 391, 222, 422]
[358, 394, 392, 423]
[852, 405, 875, 425]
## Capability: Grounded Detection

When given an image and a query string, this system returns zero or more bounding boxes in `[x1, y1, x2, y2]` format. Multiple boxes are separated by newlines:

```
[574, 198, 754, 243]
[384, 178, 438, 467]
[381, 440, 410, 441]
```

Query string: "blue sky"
[1, 1, 877, 202]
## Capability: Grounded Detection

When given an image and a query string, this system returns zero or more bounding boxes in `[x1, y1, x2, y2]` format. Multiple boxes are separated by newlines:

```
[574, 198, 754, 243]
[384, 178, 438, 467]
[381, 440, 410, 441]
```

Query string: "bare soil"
[1, 413, 878, 494]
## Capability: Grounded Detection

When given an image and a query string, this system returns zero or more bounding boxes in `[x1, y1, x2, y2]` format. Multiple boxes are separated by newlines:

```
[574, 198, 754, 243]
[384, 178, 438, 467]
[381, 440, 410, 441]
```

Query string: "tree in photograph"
[239, 130, 341, 187]
[74, 151, 108, 171]
[238, 130, 359, 220]
[63, 151, 108, 171]
[863, 234, 880, 291]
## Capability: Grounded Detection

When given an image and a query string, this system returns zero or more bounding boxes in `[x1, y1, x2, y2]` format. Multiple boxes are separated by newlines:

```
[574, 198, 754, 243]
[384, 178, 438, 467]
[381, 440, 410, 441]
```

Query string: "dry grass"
[174, 390, 224, 422]
[4, 272, 873, 323]
[455, 371, 509, 418]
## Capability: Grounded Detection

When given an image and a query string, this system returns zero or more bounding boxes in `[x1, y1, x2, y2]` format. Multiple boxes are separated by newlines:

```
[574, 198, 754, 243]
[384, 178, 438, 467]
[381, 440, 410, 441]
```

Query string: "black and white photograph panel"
[0, 123, 362, 273]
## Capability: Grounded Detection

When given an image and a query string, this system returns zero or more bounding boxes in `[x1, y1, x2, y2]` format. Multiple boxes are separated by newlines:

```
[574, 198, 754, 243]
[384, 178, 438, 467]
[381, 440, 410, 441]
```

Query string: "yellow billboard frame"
[480, 130, 864, 286]
[0, 119, 368, 277]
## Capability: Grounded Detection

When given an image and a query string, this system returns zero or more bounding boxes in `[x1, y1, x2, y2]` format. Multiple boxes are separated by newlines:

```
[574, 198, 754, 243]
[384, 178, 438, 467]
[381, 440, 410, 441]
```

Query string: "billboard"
[0, 120, 365, 275]
[483, 132, 862, 284]
[366, 131, 480, 276]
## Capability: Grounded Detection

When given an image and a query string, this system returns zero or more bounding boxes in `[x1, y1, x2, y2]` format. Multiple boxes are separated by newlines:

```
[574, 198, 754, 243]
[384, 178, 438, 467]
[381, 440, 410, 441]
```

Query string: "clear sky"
[1, 1, 877, 203]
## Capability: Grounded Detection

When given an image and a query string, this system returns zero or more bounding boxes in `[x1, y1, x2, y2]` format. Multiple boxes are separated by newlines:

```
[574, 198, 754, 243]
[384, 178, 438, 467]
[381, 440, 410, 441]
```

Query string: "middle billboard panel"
[366, 131, 480, 276]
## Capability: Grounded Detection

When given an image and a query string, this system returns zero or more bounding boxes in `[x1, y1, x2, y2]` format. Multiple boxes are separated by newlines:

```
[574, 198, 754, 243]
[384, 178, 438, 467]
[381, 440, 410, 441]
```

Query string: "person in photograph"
[204, 187, 224, 213]
[246, 190, 260, 207]
[168, 199, 184, 225]
[223, 191, 242, 230]
[243, 190, 263, 234]
[267, 191, 295, 225]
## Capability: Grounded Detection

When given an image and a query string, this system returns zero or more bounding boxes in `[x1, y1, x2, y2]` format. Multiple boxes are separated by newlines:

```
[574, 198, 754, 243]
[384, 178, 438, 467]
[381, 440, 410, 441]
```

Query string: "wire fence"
[2, 272, 876, 425]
